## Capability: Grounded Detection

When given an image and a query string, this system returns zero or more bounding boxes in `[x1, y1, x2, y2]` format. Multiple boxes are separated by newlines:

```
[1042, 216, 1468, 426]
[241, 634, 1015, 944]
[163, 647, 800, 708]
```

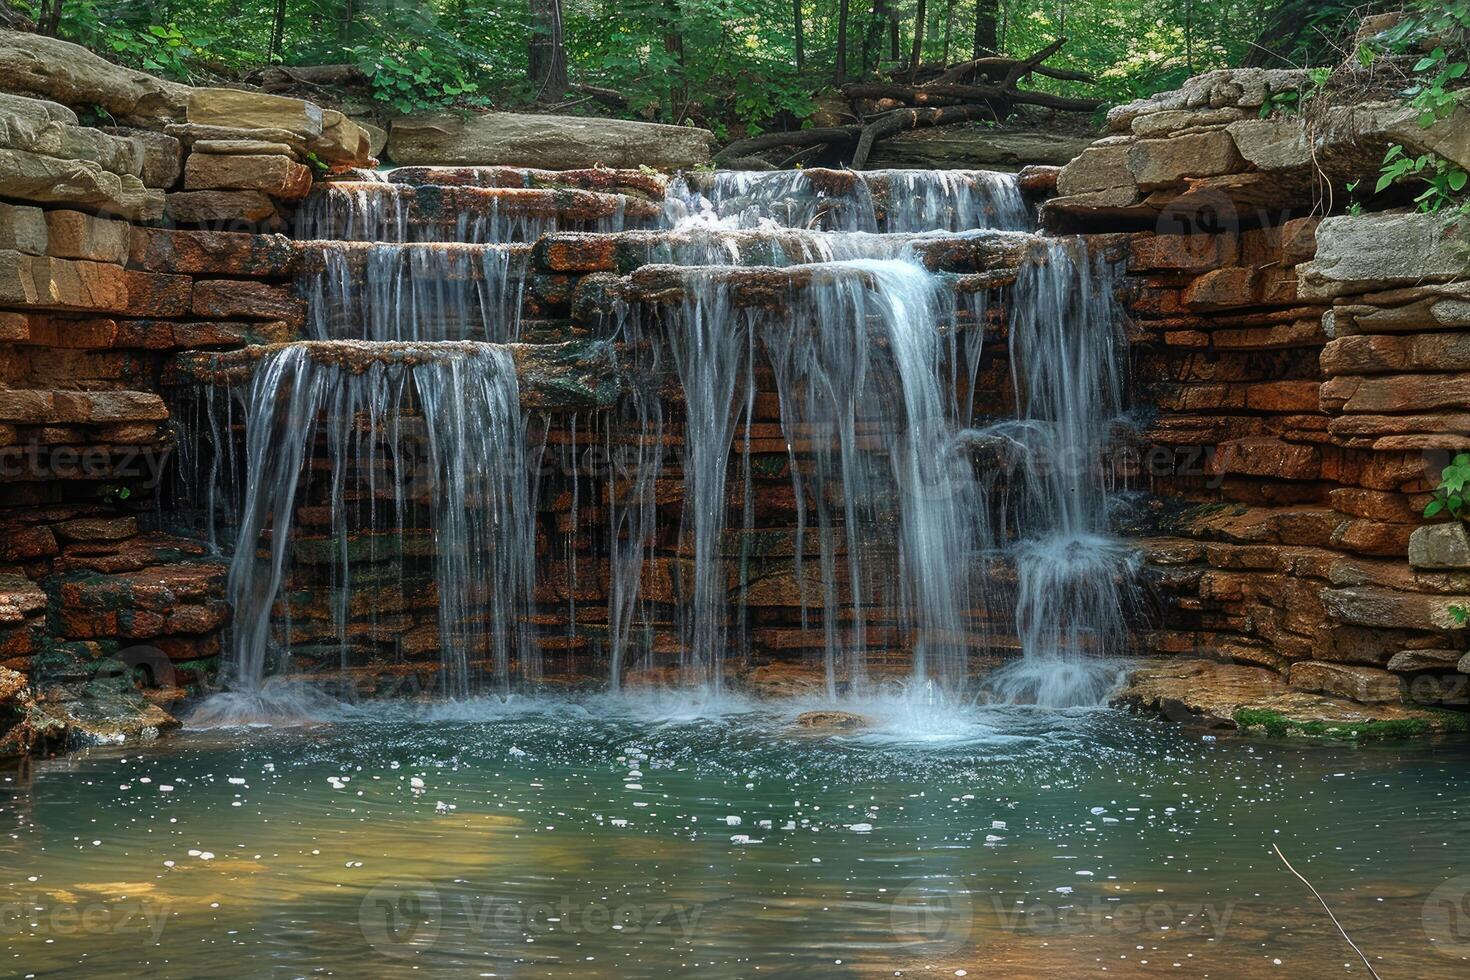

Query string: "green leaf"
[1426, 499, 1446, 517]
[1375, 173, 1395, 193]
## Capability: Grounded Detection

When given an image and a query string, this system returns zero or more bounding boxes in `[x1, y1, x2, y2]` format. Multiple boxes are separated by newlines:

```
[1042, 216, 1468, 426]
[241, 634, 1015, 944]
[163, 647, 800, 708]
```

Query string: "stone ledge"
[1112, 658, 1465, 736]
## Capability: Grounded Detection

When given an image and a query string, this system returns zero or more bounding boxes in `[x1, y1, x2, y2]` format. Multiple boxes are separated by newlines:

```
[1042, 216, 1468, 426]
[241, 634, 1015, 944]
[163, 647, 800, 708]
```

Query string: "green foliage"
[1376, 144, 1470, 216]
[1257, 69, 1330, 120]
[1380, 0, 1470, 127]
[361, 44, 486, 115]
[48, 1, 228, 82]
[1423, 452, 1470, 520]
[28, 0, 1378, 134]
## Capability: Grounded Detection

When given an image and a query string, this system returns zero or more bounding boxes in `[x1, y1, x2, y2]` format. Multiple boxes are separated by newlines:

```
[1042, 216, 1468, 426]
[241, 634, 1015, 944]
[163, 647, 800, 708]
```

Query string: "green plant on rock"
[1376, 145, 1470, 217]
[1424, 452, 1470, 520]
[1380, 0, 1470, 127]
[1258, 67, 1331, 119]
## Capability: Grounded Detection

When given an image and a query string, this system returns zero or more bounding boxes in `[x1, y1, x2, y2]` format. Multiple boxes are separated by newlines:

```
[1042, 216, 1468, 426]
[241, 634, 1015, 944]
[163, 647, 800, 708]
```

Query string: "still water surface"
[1, 692, 1467, 978]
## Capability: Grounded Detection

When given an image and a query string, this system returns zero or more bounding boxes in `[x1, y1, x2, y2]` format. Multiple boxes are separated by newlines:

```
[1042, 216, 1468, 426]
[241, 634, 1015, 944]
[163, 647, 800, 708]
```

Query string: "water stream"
[4, 698, 1465, 977]
[195, 166, 1136, 706]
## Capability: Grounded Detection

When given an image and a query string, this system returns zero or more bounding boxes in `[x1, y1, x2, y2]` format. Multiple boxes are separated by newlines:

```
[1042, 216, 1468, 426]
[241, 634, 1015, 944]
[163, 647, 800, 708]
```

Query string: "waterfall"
[301, 243, 527, 342]
[219, 342, 536, 699]
[765, 259, 978, 693]
[667, 168, 1031, 233]
[182, 163, 1140, 708]
[981, 239, 1137, 706]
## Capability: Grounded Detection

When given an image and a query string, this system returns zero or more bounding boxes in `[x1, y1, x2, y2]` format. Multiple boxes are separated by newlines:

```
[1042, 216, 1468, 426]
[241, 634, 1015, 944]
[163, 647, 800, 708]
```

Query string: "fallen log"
[850, 104, 992, 170]
[714, 127, 860, 165]
[715, 35, 1099, 170]
[842, 82, 1103, 114]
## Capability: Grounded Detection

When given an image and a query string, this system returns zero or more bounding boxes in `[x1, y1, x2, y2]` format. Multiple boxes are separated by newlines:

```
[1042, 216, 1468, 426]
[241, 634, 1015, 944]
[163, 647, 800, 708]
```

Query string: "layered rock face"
[0, 39, 373, 752]
[3, 31, 1468, 748]
[1045, 65, 1470, 732]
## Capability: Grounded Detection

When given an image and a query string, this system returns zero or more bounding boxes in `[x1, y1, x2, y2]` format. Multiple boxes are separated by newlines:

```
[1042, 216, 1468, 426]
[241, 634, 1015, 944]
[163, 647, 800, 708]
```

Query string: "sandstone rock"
[43, 210, 129, 262]
[55, 516, 137, 542]
[1131, 107, 1248, 137]
[1299, 213, 1470, 298]
[1322, 585, 1470, 630]
[191, 280, 304, 323]
[1112, 657, 1453, 734]
[1128, 231, 1234, 273]
[120, 270, 192, 317]
[0, 148, 162, 220]
[358, 120, 387, 158]
[0, 202, 46, 254]
[0, 116, 147, 176]
[192, 138, 299, 158]
[310, 109, 369, 164]
[0, 251, 127, 312]
[164, 122, 310, 157]
[0, 30, 190, 124]
[103, 126, 183, 188]
[183, 152, 312, 199]
[1289, 660, 1404, 703]
[187, 88, 324, 139]
[128, 228, 297, 277]
[792, 710, 868, 732]
[1409, 524, 1470, 570]
[387, 112, 716, 170]
[164, 189, 279, 225]
[1056, 143, 1133, 196]
[1016, 164, 1060, 194]
[1106, 69, 1309, 133]
[1043, 186, 1146, 218]
[24, 690, 180, 750]
[0, 388, 165, 424]
[1320, 333, 1470, 375]
[1387, 649, 1463, 672]
[1226, 117, 1310, 170]
[1321, 373, 1470, 414]
[1127, 131, 1244, 190]
[0, 91, 77, 126]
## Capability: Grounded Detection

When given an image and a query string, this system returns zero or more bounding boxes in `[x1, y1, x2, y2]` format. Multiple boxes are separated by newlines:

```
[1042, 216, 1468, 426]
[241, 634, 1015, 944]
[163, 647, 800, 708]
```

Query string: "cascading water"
[301, 242, 527, 342]
[667, 168, 1031, 233]
[187, 163, 1136, 709]
[200, 342, 536, 712]
[978, 239, 1137, 706]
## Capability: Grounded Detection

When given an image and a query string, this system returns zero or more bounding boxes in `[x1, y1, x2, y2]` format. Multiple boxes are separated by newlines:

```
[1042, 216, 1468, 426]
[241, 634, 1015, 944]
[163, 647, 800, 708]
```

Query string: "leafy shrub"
[1423, 452, 1470, 520]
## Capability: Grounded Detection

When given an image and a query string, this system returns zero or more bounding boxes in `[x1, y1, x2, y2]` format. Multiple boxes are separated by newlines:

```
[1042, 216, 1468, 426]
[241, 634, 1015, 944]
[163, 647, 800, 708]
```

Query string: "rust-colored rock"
[183, 152, 313, 200]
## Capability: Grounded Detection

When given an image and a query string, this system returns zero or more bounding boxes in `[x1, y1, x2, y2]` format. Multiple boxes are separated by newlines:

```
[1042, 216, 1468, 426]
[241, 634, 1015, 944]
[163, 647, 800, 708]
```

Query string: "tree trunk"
[529, 0, 569, 101]
[269, 0, 287, 62]
[863, 0, 888, 74]
[793, 0, 805, 70]
[941, 0, 954, 65]
[972, 0, 997, 56]
[34, 0, 61, 35]
[835, 0, 850, 81]
[663, 0, 687, 123]
[907, 0, 926, 82]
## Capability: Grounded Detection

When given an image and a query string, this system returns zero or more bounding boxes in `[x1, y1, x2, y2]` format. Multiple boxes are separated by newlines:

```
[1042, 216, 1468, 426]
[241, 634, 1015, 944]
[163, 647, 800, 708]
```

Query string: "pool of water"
[2, 691, 1467, 978]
